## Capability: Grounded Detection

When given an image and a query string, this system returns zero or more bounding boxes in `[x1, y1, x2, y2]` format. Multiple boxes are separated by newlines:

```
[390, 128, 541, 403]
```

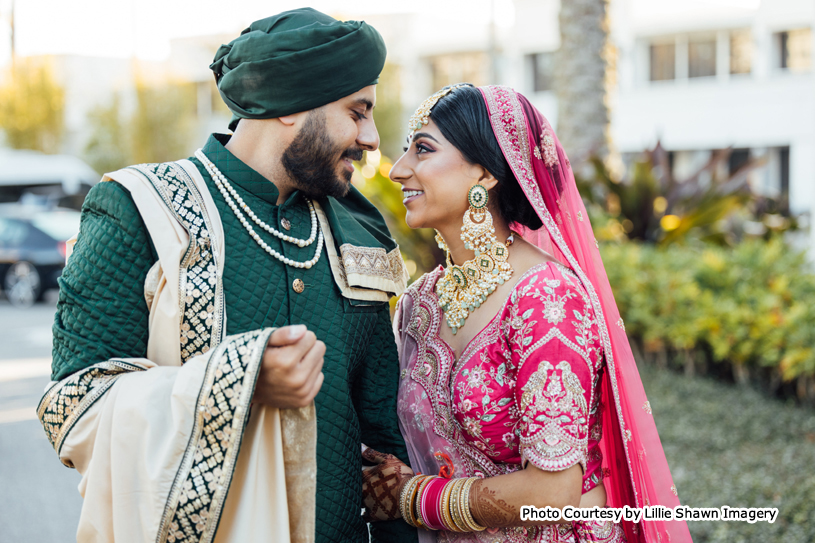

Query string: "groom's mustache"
[341, 147, 363, 162]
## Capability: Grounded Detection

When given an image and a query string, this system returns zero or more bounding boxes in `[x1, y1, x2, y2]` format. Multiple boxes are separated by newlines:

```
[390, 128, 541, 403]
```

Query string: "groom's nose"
[356, 117, 380, 152]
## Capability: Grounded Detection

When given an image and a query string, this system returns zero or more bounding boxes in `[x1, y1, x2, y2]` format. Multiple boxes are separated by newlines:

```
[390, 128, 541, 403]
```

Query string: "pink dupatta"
[395, 86, 691, 543]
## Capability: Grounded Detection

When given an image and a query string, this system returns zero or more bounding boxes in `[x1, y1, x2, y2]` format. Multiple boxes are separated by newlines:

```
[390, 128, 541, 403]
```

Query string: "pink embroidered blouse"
[449, 261, 605, 489]
[398, 260, 607, 485]
[397, 261, 624, 542]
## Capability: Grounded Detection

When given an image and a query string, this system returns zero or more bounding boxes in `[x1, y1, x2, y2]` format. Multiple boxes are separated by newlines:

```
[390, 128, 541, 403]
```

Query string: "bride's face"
[389, 120, 488, 231]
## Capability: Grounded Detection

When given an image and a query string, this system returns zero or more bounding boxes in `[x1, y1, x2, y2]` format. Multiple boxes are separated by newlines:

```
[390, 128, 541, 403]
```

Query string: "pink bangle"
[420, 477, 447, 530]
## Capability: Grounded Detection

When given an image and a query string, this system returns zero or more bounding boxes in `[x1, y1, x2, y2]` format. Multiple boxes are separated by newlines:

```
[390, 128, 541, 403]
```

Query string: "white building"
[610, 0, 814, 249]
[376, 0, 815, 255]
[3, 1, 812, 252]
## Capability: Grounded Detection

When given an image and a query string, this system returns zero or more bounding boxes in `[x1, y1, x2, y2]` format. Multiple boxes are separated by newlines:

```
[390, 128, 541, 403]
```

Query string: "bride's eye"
[415, 143, 433, 154]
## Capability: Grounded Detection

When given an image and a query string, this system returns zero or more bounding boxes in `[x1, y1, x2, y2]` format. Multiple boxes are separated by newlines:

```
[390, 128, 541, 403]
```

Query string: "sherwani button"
[293, 278, 305, 293]
[281, 218, 292, 230]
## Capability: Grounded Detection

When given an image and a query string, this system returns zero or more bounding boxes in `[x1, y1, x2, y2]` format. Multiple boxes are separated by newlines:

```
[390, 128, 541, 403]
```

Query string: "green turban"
[211, 8, 386, 131]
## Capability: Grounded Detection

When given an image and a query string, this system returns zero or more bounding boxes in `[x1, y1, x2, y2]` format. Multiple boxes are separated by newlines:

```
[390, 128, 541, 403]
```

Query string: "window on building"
[528, 52, 555, 92]
[777, 28, 812, 71]
[730, 30, 752, 74]
[650, 43, 675, 81]
[728, 148, 751, 176]
[689, 38, 717, 78]
[428, 52, 488, 93]
[779, 146, 790, 214]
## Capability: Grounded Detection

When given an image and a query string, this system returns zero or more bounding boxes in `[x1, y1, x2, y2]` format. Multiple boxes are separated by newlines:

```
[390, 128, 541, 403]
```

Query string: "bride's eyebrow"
[412, 132, 439, 143]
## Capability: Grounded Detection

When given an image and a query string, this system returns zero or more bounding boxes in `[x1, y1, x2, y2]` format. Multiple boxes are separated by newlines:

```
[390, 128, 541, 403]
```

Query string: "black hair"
[429, 85, 543, 230]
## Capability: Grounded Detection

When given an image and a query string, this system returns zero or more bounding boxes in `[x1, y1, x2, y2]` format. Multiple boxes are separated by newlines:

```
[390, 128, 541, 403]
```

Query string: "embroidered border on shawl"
[314, 201, 397, 302]
[340, 242, 409, 293]
[481, 86, 639, 506]
[155, 328, 273, 543]
[37, 359, 149, 466]
[128, 162, 225, 363]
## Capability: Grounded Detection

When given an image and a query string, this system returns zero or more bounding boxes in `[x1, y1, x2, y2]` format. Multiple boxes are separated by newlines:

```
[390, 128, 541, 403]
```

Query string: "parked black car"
[0, 206, 81, 307]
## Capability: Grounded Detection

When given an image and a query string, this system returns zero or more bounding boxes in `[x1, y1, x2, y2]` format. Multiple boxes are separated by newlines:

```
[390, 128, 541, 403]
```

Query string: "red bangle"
[421, 477, 447, 530]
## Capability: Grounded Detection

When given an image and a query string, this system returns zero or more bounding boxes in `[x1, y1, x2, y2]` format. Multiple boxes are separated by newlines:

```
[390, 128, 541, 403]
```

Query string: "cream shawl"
[38, 160, 316, 543]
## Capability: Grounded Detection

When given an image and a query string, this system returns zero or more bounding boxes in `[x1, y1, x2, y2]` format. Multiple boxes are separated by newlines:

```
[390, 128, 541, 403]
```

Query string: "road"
[0, 292, 83, 543]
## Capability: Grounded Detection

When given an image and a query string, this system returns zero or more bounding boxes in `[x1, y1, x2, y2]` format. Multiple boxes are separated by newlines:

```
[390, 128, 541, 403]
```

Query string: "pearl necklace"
[195, 149, 317, 246]
[195, 149, 324, 270]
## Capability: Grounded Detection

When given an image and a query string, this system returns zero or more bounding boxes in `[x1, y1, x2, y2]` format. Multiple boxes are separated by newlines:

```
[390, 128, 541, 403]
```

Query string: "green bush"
[640, 362, 815, 542]
[602, 239, 815, 402]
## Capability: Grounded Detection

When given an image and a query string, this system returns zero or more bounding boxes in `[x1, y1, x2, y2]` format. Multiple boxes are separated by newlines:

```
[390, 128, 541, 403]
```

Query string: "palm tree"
[555, 0, 615, 175]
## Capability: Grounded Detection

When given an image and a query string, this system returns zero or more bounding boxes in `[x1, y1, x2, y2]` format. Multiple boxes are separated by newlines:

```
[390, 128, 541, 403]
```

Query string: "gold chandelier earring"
[436, 183, 514, 334]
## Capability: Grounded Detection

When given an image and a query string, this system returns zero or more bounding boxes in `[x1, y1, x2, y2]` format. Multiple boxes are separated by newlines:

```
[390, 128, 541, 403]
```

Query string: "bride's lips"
[402, 189, 424, 205]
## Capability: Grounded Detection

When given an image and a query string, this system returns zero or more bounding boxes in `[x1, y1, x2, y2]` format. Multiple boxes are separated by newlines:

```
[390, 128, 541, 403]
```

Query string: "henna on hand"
[469, 479, 518, 528]
[361, 447, 415, 522]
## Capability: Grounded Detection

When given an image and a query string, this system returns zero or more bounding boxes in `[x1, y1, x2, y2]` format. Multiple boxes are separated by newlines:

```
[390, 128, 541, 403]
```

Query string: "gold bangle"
[449, 478, 468, 532]
[461, 478, 487, 532]
[456, 478, 472, 532]
[414, 475, 436, 529]
[440, 479, 458, 532]
[408, 475, 431, 529]
[399, 476, 421, 527]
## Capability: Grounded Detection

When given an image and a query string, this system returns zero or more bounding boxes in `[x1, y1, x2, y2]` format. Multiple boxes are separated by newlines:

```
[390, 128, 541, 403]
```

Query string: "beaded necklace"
[195, 149, 324, 269]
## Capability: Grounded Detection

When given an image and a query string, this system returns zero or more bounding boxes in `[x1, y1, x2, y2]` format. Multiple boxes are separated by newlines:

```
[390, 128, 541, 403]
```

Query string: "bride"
[360, 84, 692, 543]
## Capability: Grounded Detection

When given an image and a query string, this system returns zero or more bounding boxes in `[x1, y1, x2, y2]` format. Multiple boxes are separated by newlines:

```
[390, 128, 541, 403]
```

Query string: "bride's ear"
[478, 167, 499, 191]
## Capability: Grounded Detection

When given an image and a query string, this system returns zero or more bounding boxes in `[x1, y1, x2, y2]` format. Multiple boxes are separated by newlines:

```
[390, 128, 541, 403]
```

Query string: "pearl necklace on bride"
[195, 149, 324, 270]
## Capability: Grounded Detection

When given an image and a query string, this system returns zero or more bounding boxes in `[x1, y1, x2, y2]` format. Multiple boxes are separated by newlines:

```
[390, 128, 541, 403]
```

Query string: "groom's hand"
[253, 325, 325, 408]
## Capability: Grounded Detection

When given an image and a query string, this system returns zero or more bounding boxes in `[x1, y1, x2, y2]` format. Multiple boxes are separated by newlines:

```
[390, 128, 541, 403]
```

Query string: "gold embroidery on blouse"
[520, 360, 588, 471]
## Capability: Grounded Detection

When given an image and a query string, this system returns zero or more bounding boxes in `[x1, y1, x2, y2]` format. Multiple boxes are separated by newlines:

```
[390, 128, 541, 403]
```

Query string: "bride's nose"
[388, 155, 410, 185]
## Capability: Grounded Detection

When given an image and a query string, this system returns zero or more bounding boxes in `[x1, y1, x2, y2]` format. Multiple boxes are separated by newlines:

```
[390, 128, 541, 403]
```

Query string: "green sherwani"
[51, 134, 417, 543]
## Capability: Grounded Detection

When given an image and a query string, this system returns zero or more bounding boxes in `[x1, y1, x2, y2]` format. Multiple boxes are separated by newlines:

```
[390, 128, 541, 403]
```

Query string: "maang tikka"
[436, 183, 514, 334]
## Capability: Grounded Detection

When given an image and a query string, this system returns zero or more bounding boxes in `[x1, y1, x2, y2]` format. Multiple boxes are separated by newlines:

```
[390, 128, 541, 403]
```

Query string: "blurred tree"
[130, 77, 197, 164]
[579, 144, 796, 246]
[0, 57, 65, 153]
[374, 63, 405, 161]
[83, 95, 129, 174]
[555, 0, 617, 175]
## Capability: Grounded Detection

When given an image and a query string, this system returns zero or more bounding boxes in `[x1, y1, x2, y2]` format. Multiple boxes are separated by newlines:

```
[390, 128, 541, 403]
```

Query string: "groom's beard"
[282, 109, 363, 199]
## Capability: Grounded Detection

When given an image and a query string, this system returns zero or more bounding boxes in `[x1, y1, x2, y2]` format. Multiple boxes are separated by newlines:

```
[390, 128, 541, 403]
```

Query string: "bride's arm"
[466, 464, 604, 527]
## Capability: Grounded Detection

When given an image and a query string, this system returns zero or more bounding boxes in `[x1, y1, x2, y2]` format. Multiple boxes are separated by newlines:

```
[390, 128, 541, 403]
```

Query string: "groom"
[39, 8, 416, 543]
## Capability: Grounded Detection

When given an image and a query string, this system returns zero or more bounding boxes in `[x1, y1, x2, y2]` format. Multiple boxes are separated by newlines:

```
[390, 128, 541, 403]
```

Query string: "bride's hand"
[361, 446, 415, 522]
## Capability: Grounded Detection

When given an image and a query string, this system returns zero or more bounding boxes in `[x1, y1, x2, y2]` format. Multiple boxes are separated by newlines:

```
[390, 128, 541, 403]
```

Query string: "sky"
[0, 0, 762, 63]
[0, 0, 515, 61]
